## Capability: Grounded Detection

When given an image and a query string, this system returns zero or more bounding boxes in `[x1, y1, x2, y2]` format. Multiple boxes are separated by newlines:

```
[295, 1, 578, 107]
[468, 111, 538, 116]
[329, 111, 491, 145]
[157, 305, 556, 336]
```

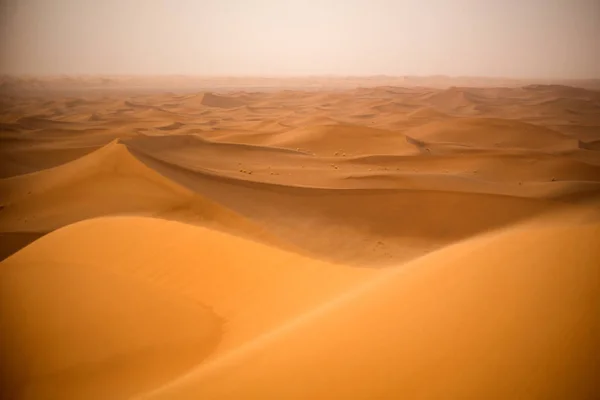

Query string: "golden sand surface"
[1, 77, 599, 399]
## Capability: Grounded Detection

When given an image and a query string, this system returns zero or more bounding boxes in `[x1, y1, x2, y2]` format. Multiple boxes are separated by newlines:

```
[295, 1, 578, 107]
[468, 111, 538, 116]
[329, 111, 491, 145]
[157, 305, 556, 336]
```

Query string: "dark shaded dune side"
[340, 152, 600, 183]
[0, 146, 104, 178]
[123, 134, 309, 157]
[0, 232, 47, 262]
[0, 141, 274, 259]
[129, 147, 563, 266]
[15, 116, 79, 130]
[580, 139, 600, 151]
[201, 93, 247, 109]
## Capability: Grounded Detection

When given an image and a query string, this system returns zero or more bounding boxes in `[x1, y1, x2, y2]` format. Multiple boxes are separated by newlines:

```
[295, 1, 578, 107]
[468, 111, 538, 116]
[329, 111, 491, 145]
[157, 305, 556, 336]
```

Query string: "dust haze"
[1, 0, 599, 78]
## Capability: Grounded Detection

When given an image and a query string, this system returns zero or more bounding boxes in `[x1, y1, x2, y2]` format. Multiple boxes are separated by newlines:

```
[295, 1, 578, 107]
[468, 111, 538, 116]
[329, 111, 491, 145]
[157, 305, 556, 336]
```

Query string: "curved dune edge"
[125, 143, 599, 266]
[0, 256, 223, 400]
[122, 131, 600, 198]
[0, 139, 269, 240]
[3, 136, 578, 268]
[0, 139, 192, 204]
[134, 204, 600, 400]
[127, 147, 580, 261]
[1, 215, 376, 398]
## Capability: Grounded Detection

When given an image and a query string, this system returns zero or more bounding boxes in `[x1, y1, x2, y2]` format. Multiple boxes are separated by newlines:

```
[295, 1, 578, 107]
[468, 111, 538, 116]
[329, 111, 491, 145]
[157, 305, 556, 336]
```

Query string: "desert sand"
[1, 77, 599, 399]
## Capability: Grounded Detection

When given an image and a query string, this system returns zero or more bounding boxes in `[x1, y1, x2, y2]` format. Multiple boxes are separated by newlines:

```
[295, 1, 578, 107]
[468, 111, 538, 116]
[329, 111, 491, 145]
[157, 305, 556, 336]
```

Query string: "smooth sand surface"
[137, 207, 600, 400]
[1, 77, 599, 399]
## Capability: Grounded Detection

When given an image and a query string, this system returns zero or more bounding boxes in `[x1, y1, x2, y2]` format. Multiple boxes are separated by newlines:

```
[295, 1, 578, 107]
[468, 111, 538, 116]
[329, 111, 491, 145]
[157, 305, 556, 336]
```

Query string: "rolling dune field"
[1, 77, 599, 399]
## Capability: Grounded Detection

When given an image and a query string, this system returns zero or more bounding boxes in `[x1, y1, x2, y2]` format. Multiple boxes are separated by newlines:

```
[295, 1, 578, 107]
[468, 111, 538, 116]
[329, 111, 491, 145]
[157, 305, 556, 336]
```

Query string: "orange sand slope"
[137, 208, 600, 400]
[1, 217, 374, 400]
[1, 79, 600, 399]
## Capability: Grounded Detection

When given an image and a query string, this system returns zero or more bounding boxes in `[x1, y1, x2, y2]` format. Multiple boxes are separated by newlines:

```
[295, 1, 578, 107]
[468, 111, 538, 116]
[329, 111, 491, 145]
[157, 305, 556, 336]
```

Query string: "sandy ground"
[1, 78, 599, 399]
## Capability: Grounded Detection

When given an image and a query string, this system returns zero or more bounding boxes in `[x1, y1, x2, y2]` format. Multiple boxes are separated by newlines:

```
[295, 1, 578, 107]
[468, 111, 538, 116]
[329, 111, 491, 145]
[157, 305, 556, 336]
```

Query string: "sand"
[1, 77, 599, 399]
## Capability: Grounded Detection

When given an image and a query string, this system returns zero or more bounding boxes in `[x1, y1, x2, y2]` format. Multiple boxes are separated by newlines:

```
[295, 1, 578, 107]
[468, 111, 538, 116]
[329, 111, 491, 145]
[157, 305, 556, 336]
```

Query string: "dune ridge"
[0, 139, 271, 259]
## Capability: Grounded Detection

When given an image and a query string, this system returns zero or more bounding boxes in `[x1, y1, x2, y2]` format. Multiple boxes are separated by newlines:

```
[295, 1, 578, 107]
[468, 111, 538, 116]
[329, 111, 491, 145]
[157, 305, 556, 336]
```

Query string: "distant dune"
[1, 78, 599, 399]
[265, 123, 418, 156]
[200, 92, 246, 109]
[404, 117, 578, 150]
[406, 106, 450, 120]
[3, 75, 600, 92]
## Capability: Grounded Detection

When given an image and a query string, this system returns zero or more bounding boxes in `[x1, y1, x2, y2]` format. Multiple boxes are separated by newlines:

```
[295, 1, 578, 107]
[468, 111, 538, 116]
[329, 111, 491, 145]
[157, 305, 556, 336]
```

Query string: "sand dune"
[137, 206, 600, 400]
[341, 152, 600, 183]
[581, 139, 600, 151]
[406, 106, 450, 120]
[1, 78, 599, 399]
[371, 101, 417, 113]
[200, 92, 246, 109]
[421, 86, 483, 112]
[1, 252, 222, 400]
[0, 140, 265, 258]
[265, 123, 418, 156]
[524, 84, 600, 101]
[0, 140, 193, 231]
[127, 144, 568, 266]
[15, 116, 78, 130]
[0, 145, 102, 178]
[1, 216, 374, 399]
[404, 117, 578, 150]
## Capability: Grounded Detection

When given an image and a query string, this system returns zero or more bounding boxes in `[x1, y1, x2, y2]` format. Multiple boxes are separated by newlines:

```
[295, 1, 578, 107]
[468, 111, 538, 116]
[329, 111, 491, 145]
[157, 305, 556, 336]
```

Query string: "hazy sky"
[1, 0, 599, 78]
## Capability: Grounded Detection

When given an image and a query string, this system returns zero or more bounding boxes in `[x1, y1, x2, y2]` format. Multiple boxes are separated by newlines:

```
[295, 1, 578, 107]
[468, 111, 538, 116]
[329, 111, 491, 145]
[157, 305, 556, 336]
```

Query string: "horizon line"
[2, 73, 600, 81]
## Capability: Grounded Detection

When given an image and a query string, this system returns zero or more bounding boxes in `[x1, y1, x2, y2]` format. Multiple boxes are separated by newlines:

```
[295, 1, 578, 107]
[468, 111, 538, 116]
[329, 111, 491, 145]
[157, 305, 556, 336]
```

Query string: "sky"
[1, 0, 599, 78]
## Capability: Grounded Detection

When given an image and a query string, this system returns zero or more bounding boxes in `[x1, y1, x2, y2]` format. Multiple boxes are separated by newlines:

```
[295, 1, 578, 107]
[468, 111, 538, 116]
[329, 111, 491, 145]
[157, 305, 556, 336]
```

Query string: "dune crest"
[0, 140, 266, 256]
